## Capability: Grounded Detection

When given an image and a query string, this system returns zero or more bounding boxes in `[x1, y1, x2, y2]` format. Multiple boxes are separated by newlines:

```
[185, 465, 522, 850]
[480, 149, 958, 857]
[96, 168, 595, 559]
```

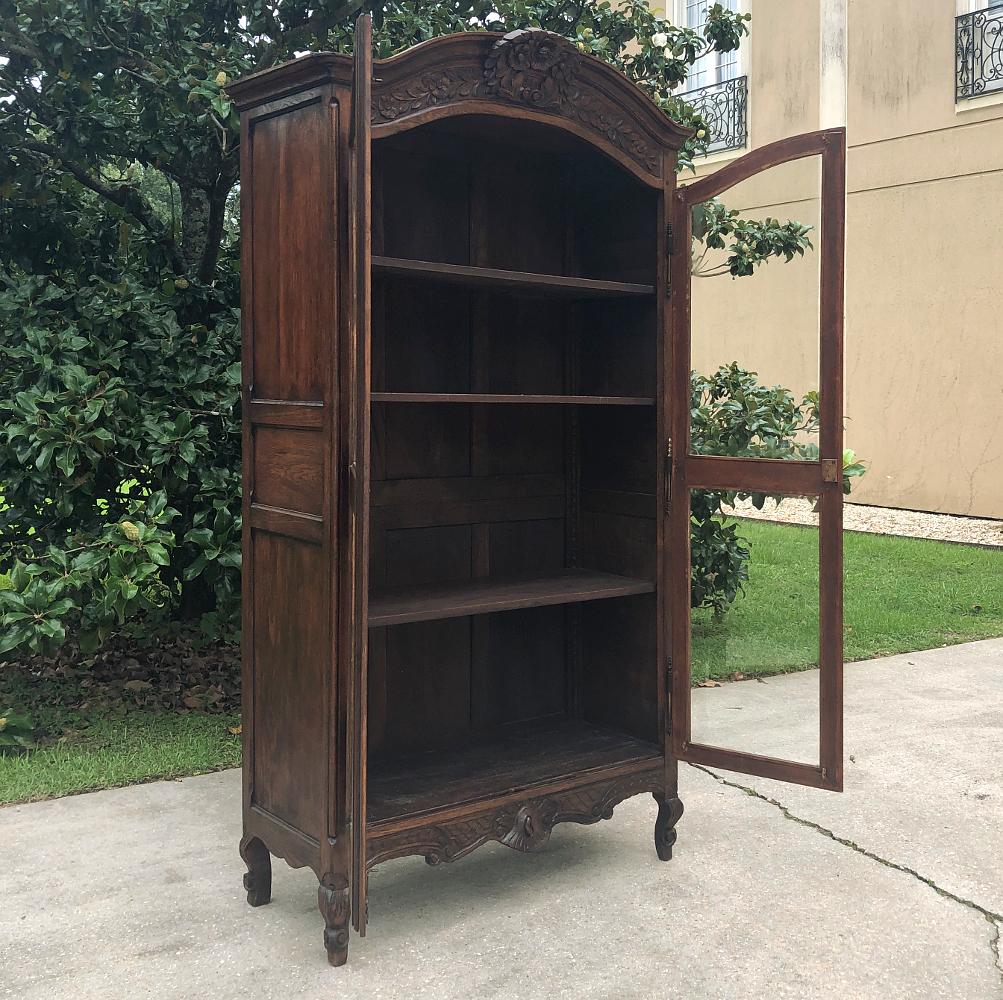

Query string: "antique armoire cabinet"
[228, 15, 846, 966]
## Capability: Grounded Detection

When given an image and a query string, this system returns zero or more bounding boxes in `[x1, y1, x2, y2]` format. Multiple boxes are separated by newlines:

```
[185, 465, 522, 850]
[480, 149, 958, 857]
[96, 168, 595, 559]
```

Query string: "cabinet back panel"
[480, 406, 565, 477]
[580, 594, 658, 742]
[579, 302, 657, 398]
[367, 120, 660, 767]
[473, 606, 568, 727]
[487, 519, 566, 577]
[376, 280, 471, 394]
[385, 524, 472, 588]
[382, 404, 471, 480]
[580, 511, 656, 580]
[377, 145, 470, 263]
[580, 407, 657, 495]
[383, 618, 472, 753]
[469, 156, 567, 272]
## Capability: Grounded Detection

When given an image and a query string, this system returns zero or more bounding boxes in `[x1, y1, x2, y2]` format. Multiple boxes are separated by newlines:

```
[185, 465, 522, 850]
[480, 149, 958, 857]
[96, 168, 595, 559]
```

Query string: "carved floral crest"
[482, 29, 580, 111]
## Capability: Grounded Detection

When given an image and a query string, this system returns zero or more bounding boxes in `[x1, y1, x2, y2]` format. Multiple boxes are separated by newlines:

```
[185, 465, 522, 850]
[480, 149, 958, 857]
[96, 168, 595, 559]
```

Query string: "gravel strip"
[723, 496, 1003, 547]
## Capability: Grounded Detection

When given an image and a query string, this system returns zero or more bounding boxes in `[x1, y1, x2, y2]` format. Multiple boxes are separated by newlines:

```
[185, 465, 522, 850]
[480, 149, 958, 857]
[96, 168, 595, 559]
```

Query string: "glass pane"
[687, 157, 822, 461]
[689, 489, 820, 765]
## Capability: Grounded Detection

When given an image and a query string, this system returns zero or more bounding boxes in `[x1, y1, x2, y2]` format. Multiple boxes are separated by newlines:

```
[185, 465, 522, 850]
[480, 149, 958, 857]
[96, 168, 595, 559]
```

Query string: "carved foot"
[653, 792, 684, 861]
[318, 874, 350, 967]
[239, 835, 272, 906]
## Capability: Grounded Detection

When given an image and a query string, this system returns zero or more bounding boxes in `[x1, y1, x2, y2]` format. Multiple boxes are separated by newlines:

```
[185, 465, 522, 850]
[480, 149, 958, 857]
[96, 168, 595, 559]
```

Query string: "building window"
[677, 0, 749, 154]
[956, 2, 1003, 100]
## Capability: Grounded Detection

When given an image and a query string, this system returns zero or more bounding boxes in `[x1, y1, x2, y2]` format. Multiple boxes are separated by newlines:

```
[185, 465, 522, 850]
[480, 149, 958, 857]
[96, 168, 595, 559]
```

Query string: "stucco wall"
[662, 0, 1003, 516]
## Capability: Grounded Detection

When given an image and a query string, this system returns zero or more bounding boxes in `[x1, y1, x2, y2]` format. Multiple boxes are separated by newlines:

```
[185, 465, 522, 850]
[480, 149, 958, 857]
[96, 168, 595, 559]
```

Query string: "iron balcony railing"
[956, 3, 1003, 100]
[678, 76, 749, 155]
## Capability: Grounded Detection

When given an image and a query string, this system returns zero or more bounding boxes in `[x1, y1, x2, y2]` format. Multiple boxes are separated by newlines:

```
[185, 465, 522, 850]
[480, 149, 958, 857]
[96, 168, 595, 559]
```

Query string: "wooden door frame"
[348, 11, 373, 933]
[668, 128, 846, 792]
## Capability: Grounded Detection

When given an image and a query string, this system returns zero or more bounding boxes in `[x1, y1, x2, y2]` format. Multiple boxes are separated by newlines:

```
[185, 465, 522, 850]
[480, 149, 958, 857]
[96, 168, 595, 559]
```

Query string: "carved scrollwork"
[239, 834, 272, 907]
[653, 792, 685, 862]
[371, 28, 660, 175]
[318, 873, 351, 967]
[498, 799, 561, 852]
[374, 67, 484, 122]
[367, 767, 663, 870]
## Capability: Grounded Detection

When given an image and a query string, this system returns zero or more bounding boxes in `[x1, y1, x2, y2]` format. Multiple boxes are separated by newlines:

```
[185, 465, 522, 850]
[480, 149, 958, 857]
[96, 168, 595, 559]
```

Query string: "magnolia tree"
[0, 1, 818, 658]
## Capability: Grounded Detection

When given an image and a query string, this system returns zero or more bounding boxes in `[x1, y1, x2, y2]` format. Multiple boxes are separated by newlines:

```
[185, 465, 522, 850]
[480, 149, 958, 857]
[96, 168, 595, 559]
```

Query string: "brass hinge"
[821, 459, 839, 483]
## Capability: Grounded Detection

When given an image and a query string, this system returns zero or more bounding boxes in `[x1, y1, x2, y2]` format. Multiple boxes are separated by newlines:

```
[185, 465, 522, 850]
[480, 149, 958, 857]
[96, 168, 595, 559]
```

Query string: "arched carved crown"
[228, 29, 691, 179]
[372, 28, 685, 176]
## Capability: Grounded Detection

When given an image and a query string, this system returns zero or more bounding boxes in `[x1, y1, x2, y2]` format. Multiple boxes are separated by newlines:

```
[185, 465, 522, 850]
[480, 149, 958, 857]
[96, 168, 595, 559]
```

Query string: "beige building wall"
[658, 0, 1003, 517]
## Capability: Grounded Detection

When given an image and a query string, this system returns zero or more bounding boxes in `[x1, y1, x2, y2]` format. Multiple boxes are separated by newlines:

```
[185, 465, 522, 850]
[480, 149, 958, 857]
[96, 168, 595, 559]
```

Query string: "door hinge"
[666, 222, 674, 256]
[821, 459, 839, 483]
[664, 439, 673, 512]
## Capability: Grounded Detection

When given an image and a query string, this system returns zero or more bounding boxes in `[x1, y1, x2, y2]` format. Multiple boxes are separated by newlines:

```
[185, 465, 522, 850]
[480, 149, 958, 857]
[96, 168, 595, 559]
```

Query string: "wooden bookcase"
[229, 18, 847, 967]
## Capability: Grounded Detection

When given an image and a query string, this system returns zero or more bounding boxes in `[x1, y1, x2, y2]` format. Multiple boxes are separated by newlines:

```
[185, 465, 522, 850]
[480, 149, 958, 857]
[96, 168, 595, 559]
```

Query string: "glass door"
[668, 129, 846, 790]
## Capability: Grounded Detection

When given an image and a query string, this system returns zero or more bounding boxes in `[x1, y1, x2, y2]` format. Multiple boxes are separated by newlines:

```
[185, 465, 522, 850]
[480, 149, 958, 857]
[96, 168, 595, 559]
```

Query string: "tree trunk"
[179, 184, 211, 278]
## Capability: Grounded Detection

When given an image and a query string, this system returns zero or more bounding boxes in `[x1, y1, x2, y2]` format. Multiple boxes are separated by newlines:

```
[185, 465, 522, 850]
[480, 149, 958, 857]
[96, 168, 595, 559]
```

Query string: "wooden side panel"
[251, 533, 328, 834]
[252, 427, 324, 514]
[241, 87, 338, 859]
[249, 102, 332, 402]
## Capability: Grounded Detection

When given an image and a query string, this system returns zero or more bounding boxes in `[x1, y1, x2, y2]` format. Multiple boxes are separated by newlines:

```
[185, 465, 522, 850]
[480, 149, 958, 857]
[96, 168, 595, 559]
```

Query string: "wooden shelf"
[368, 569, 653, 628]
[367, 719, 661, 825]
[371, 392, 654, 406]
[372, 256, 654, 298]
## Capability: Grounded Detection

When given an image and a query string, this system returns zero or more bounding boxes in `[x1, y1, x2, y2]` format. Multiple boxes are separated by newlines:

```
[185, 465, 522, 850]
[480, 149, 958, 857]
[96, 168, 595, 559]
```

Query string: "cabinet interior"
[366, 117, 662, 823]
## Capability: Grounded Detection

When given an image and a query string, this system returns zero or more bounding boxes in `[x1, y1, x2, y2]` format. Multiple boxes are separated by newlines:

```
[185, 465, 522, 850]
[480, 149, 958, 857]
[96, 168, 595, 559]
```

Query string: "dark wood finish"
[653, 792, 684, 861]
[369, 764, 664, 867]
[372, 392, 654, 405]
[369, 569, 655, 627]
[230, 18, 844, 966]
[248, 400, 325, 429]
[669, 130, 846, 793]
[348, 12, 373, 939]
[373, 256, 654, 297]
[239, 834, 272, 906]
[368, 718, 660, 824]
[318, 874, 350, 967]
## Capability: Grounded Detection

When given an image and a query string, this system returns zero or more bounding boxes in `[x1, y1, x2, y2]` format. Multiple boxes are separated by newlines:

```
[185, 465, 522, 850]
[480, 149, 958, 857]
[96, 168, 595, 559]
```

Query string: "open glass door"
[349, 12, 373, 932]
[668, 129, 846, 791]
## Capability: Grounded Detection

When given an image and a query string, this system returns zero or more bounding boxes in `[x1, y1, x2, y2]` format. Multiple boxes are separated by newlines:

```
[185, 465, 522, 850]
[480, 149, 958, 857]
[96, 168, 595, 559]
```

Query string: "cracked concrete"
[694, 763, 1003, 989]
[1, 638, 1001, 998]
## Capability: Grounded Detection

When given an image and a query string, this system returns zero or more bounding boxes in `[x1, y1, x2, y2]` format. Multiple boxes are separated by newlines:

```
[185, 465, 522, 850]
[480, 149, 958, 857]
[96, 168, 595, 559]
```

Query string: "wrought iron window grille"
[678, 76, 749, 155]
[956, 3, 1003, 100]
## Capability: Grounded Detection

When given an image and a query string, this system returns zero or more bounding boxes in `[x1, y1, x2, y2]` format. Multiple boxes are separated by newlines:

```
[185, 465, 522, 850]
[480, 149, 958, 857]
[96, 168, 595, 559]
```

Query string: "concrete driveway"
[2, 639, 1001, 999]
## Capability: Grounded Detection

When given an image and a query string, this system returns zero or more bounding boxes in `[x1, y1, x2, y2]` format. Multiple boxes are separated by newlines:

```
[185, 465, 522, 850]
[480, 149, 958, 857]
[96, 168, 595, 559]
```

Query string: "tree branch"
[20, 139, 187, 276]
[252, 1, 366, 72]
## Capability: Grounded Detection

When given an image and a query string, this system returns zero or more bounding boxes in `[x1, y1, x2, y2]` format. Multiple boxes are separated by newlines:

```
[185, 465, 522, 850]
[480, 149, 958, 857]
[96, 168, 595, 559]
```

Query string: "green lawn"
[2, 523, 1001, 806]
[692, 521, 1003, 681]
[0, 712, 240, 806]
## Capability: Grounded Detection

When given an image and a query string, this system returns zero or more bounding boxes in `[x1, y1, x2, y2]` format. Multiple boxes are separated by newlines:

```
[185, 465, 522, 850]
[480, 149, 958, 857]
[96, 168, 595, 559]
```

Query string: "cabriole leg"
[653, 792, 684, 861]
[318, 874, 350, 967]
[239, 835, 272, 906]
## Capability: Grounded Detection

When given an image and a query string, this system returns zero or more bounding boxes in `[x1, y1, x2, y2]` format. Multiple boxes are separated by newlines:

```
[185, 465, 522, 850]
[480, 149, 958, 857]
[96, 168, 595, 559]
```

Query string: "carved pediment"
[373, 29, 661, 175]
